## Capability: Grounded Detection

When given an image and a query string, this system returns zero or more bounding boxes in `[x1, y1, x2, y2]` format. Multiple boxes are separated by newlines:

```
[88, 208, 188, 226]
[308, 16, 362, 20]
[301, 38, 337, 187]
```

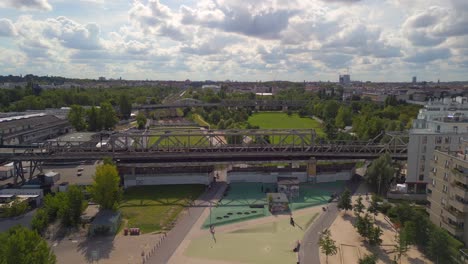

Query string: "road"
[147, 182, 227, 264]
[300, 166, 368, 264]
[0, 209, 36, 233]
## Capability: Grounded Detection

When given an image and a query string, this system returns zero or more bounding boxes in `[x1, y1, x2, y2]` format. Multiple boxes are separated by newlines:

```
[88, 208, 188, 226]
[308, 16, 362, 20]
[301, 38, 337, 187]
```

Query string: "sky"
[0, 0, 467, 82]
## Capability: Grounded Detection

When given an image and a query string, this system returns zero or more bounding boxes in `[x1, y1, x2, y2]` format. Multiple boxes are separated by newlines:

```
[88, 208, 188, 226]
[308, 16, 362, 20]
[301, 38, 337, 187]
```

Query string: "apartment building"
[428, 139, 468, 244]
[407, 97, 468, 194]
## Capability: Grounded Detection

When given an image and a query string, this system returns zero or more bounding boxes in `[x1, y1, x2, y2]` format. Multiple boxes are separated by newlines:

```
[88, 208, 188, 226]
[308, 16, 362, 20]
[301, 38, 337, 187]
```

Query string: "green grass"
[193, 114, 210, 127]
[248, 112, 325, 137]
[119, 185, 205, 233]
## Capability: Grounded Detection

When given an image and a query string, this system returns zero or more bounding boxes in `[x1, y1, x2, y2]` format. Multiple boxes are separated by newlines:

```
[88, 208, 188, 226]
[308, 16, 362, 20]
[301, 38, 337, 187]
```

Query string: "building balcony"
[452, 184, 468, 200]
[451, 197, 468, 212]
[441, 218, 464, 237]
[444, 206, 465, 222]
[452, 166, 468, 176]
[452, 168, 468, 185]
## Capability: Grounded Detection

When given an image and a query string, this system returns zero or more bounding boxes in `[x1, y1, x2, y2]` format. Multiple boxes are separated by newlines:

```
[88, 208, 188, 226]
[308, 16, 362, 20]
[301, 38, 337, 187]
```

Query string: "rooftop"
[267, 192, 289, 203]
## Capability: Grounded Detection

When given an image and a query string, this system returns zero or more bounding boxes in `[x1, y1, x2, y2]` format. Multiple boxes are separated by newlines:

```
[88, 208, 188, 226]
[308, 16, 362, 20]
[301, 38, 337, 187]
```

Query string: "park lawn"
[248, 112, 326, 139]
[119, 185, 205, 233]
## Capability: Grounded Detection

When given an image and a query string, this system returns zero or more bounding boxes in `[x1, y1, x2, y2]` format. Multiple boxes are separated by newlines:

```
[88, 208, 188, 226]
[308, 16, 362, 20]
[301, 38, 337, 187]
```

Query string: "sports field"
[248, 112, 325, 137]
[203, 181, 345, 228]
[186, 212, 319, 264]
[119, 185, 204, 233]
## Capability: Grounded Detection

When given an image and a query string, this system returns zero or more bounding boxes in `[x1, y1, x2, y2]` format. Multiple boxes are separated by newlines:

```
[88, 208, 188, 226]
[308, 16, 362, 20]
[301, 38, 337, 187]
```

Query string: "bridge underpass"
[3, 129, 408, 184]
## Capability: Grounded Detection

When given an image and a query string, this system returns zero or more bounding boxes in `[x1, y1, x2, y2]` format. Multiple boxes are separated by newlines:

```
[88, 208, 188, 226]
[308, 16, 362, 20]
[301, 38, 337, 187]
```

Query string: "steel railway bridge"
[134, 99, 309, 110]
[133, 99, 376, 110]
[2, 129, 408, 184]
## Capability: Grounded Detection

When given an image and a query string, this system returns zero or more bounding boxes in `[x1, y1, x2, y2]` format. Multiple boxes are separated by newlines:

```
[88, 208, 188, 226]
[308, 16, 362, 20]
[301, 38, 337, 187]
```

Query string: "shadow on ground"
[77, 235, 116, 263]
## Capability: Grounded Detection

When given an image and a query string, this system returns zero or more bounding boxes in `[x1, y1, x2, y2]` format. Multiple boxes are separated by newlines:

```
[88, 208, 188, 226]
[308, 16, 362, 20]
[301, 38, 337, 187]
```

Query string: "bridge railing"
[4, 130, 408, 158]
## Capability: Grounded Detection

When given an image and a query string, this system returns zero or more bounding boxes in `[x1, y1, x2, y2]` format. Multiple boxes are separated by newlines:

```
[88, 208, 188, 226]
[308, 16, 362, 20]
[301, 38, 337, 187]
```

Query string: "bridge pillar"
[306, 158, 317, 183]
[282, 105, 288, 112]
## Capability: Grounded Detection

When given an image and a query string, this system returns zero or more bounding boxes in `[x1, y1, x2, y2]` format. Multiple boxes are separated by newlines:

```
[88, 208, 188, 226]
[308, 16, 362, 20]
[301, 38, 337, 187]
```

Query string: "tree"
[335, 106, 352, 129]
[118, 93, 132, 119]
[136, 112, 147, 129]
[394, 227, 409, 264]
[359, 254, 377, 264]
[31, 209, 49, 235]
[102, 156, 115, 166]
[355, 213, 382, 246]
[368, 225, 383, 246]
[88, 164, 122, 210]
[337, 188, 352, 213]
[68, 104, 86, 131]
[355, 213, 373, 240]
[365, 153, 395, 195]
[100, 102, 118, 130]
[58, 185, 84, 227]
[43, 192, 67, 221]
[86, 106, 101, 132]
[367, 195, 380, 220]
[427, 228, 452, 263]
[318, 229, 338, 263]
[322, 100, 340, 120]
[0, 225, 56, 264]
[353, 195, 365, 216]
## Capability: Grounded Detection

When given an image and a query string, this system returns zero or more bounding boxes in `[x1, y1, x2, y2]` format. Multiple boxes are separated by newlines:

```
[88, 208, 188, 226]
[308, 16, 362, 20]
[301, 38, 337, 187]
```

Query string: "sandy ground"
[169, 205, 323, 264]
[319, 195, 433, 264]
[52, 230, 164, 264]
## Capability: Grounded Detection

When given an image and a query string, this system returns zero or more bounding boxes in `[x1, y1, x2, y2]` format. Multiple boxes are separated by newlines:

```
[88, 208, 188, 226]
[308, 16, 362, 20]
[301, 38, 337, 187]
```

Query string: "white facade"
[407, 97, 468, 189]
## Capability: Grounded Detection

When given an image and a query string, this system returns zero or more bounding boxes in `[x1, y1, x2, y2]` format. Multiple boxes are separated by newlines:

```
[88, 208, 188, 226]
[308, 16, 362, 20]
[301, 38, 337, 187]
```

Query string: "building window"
[421, 155, 425, 162]
[423, 136, 427, 144]
[454, 126, 458, 133]
[444, 172, 448, 181]
[432, 179, 436, 186]
[436, 137, 442, 144]
[442, 198, 446, 206]
[419, 174, 424, 181]
[443, 185, 448, 193]
[445, 137, 451, 144]
[432, 167, 437, 173]
[434, 155, 438, 161]
[423, 146, 427, 153]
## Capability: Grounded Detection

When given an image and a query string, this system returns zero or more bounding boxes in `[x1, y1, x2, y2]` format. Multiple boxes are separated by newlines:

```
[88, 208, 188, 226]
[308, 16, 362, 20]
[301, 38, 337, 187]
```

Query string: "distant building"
[201, 85, 221, 91]
[412, 76, 417, 84]
[339, 74, 351, 85]
[0, 114, 70, 145]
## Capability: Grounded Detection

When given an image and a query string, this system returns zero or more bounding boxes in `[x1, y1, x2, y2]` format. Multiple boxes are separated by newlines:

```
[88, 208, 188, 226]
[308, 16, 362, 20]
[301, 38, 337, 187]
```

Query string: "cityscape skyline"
[0, 0, 467, 82]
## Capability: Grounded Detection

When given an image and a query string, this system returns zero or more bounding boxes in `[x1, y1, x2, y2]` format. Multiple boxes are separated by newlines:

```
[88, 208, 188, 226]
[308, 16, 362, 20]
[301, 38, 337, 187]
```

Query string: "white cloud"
[0, 19, 17, 37]
[1, 0, 52, 11]
[0, 0, 466, 81]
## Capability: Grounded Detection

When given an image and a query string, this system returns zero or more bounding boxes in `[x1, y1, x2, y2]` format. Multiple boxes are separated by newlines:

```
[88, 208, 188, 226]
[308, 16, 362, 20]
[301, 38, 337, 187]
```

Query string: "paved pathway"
[300, 179, 364, 264]
[147, 182, 227, 264]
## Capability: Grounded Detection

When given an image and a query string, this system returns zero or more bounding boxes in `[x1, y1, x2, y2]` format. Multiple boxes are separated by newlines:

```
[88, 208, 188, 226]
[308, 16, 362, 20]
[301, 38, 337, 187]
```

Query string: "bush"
[4, 199, 29, 217]
[31, 209, 49, 234]
[378, 201, 392, 215]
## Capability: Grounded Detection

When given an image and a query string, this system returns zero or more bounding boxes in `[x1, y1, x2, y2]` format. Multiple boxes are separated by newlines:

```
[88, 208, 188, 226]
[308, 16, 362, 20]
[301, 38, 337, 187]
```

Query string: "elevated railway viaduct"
[1, 129, 408, 184]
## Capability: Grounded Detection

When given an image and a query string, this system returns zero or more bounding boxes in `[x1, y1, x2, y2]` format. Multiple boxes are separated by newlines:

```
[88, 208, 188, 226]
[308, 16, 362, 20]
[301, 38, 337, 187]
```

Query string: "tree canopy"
[365, 153, 395, 195]
[0, 225, 56, 264]
[88, 164, 122, 210]
[337, 188, 353, 213]
[318, 229, 338, 263]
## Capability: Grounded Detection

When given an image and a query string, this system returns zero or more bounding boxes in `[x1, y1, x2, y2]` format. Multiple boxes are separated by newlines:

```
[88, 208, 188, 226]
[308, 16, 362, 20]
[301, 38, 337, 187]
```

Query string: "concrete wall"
[227, 172, 307, 183]
[316, 171, 352, 183]
[123, 173, 210, 188]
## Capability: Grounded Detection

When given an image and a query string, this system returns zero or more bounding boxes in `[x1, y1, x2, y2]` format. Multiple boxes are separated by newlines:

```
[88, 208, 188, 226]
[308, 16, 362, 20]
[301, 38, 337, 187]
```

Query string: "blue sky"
[0, 0, 467, 82]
